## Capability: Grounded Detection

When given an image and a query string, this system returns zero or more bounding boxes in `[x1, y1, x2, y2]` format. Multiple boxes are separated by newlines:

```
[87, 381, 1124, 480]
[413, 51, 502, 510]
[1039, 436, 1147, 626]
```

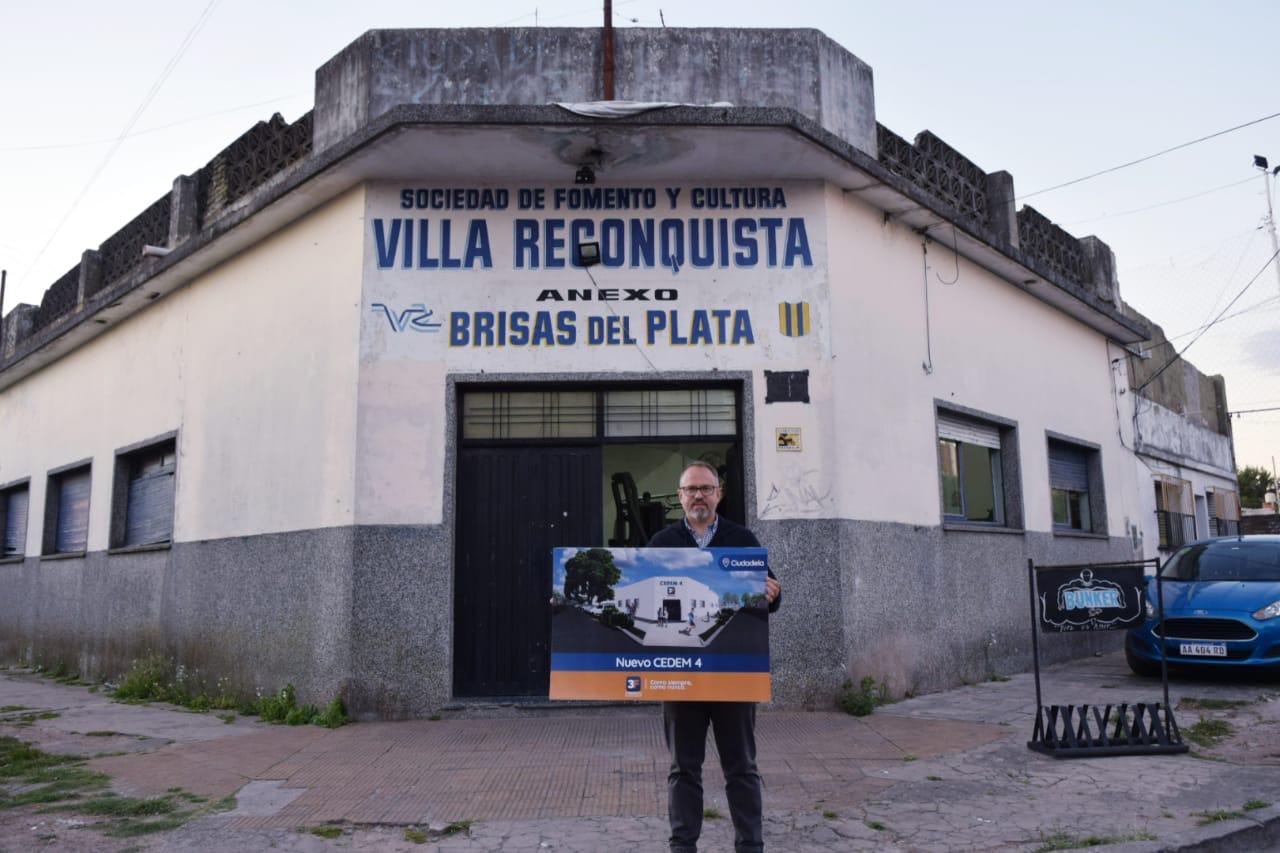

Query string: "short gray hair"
[680, 460, 721, 487]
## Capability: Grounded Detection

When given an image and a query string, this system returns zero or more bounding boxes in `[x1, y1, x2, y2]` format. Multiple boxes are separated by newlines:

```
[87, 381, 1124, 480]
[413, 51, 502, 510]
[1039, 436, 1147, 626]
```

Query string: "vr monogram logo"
[372, 303, 443, 333]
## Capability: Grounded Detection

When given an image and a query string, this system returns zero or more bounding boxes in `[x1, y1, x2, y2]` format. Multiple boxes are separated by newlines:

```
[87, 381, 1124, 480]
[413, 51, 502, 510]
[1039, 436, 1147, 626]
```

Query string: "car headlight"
[1254, 601, 1280, 621]
[1145, 598, 1157, 618]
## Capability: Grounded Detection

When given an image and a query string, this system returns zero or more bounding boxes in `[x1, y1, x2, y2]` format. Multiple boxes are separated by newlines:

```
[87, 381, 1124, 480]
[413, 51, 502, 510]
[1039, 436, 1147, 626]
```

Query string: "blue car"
[1126, 535, 1280, 676]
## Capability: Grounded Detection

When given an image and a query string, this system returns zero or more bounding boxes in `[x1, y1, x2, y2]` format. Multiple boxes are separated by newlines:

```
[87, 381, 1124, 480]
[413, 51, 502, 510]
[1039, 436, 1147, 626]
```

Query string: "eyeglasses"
[678, 485, 719, 497]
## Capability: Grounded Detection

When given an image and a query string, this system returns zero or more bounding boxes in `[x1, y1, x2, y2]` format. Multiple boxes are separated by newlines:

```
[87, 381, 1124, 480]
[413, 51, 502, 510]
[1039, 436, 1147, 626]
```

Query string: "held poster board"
[550, 547, 771, 702]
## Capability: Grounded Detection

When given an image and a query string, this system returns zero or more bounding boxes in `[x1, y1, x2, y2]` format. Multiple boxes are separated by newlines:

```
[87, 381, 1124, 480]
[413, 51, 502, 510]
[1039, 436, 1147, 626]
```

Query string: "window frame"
[1154, 475, 1195, 551]
[1045, 432, 1108, 537]
[1206, 487, 1241, 538]
[0, 477, 31, 563]
[41, 459, 93, 558]
[934, 401, 1023, 532]
[109, 431, 179, 552]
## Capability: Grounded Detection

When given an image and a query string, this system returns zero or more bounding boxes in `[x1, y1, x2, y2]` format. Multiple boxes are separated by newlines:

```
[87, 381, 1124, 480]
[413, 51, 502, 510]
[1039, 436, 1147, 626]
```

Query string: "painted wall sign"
[361, 182, 828, 370]
[1036, 565, 1145, 632]
[550, 547, 771, 702]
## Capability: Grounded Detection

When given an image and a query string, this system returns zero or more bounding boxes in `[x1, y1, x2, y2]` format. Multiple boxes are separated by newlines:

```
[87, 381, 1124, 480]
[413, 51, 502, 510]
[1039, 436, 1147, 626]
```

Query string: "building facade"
[0, 27, 1235, 716]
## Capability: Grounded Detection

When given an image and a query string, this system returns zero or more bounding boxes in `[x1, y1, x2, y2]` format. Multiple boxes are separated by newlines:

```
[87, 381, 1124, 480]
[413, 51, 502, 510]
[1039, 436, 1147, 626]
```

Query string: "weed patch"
[1195, 809, 1246, 826]
[309, 825, 343, 839]
[111, 657, 346, 728]
[989, 674, 1010, 683]
[838, 677, 887, 717]
[926, 775, 942, 781]
[83, 731, 119, 737]
[864, 819, 886, 831]
[1180, 697, 1251, 711]
[441, 819, 474, 837]
[1244, 799, 1270, 811]
[1034, 830, 1157, 851]
[1187, 719, 1233, 748]
[404, 827, 428, 844]
[821, 809, 838, 819]
[0, 706, 28, 712]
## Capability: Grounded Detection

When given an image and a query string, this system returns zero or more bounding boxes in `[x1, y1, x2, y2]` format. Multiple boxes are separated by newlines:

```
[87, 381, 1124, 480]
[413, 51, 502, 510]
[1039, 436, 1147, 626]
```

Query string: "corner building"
[1, 28, 1215, 716]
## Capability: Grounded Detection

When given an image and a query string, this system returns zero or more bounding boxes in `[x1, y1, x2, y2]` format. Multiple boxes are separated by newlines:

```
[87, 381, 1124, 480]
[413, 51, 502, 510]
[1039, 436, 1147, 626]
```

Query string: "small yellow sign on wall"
[775, 428, 802, 451]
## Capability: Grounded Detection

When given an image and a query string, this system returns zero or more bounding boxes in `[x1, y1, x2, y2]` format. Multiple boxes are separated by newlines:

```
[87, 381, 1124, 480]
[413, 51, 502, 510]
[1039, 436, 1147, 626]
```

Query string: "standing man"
[648, 461, 781, 853]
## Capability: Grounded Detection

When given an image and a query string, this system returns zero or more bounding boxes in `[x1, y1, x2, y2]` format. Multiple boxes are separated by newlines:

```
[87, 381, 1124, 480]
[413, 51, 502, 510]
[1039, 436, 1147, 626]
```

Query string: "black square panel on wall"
[764, 370, 809, 404]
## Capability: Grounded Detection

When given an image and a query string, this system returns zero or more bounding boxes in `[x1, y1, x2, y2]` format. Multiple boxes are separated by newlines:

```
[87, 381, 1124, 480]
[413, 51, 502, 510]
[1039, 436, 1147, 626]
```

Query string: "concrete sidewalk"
[2, 654, 1280, 851]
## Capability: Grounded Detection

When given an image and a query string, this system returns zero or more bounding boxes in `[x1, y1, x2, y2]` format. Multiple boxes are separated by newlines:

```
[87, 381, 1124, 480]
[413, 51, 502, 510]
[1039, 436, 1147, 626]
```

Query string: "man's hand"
[765, 576, 781, 605]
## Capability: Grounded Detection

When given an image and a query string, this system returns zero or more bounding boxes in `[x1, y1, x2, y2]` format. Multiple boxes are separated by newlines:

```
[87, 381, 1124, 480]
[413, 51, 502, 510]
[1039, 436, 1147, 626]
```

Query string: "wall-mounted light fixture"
[575, 165, 596, 185]
[575, 241, 601, 268]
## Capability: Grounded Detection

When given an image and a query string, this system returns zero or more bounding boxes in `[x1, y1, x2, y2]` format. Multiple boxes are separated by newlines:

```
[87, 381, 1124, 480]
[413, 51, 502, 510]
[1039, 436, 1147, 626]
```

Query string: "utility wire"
[1163, 295, 1280, 343]
[17, 0, 221, 290]
[1136, 248, 1280, 393]
[1062, 175, 1257, 227]
[0, 94, 301, 152]
[1019, 110, 1280, 202]
[1230, 406, 1280, 416]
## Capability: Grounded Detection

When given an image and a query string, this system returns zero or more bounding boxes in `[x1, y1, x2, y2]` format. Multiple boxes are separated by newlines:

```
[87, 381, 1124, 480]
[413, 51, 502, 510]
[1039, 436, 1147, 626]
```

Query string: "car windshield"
[1160, 541, 1280, 582]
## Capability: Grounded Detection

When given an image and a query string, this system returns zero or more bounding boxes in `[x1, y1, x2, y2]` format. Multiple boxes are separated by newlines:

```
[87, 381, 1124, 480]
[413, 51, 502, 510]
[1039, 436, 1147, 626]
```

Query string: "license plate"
[1179, 643, 1227, 657]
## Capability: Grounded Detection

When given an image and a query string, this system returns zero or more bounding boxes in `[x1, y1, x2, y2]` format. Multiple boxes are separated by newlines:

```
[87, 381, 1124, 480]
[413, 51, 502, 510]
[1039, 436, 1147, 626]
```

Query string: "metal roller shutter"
[125, 467, 175, 546]
[55, 470, 91, 553]
[3, 489, 28, 557]
[937, 414, 1001, 449]
[1048, 444, 1089, 492]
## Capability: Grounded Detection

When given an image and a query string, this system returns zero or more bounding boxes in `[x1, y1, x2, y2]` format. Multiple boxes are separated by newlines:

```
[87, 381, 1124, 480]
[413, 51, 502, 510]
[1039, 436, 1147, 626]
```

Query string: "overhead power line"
[1136, 247, 1280, 393]
[17, 0, 221, 290]
[1063, 175, 1257, 227]
[1230, 406, 1280, 416]
[1019, 110, 1280, 202]
[1163, 295, 1280, 343]
[0, 94, 301, 152]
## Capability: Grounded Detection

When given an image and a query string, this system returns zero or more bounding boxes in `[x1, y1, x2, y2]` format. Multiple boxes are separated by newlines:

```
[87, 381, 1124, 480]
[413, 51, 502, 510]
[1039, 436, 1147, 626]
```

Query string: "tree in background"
[563, 548, 622, 605]
[1238, 466, 1276, 509]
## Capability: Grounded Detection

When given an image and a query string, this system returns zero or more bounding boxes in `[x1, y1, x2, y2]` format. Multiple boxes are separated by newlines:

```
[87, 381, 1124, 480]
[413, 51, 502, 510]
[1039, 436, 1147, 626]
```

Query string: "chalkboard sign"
[1036, 564, 1145, 633]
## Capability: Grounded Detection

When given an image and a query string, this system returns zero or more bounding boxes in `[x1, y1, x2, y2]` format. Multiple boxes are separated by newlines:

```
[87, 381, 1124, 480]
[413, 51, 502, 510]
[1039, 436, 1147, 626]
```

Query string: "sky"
[1, 1, 1276, 470]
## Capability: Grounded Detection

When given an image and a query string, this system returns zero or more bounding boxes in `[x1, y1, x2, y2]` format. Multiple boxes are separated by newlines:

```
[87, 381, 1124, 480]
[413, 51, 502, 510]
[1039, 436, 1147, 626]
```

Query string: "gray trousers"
[663, 701, 764, 853]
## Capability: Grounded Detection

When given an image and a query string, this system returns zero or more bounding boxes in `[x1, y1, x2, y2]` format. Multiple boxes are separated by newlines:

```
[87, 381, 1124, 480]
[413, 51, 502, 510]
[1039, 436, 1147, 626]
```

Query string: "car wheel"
[1126, 647, 1160, 677]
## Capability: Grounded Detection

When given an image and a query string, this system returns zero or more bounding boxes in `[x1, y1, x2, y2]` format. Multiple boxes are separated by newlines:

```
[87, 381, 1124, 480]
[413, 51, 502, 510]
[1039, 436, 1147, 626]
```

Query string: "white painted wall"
[0, 187, 366, 550]
[822, 185, 1139, 534]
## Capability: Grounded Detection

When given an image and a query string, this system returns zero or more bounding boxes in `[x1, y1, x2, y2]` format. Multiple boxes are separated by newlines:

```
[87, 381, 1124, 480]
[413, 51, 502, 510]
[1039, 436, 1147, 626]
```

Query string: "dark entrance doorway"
[663, 599, 682, 621]
[453, 383, 743, 698]
[454, 446, 601, 697]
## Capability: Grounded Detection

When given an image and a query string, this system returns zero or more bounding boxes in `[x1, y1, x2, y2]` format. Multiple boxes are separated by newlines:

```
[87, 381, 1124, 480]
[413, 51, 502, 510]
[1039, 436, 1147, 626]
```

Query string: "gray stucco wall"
[0, 528, 355, 705]
[314, 28, 876, 156]
[0, 517, 1135, 717]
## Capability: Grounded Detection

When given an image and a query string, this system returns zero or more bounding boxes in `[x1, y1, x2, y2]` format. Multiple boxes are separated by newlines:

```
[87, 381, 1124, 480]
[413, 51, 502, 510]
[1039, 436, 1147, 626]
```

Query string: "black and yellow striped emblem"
[778, 301, 811, 337]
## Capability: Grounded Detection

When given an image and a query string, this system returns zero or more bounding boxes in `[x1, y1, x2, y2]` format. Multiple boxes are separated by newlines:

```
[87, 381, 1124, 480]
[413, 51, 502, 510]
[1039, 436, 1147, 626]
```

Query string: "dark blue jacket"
[647, 516, 781, 613]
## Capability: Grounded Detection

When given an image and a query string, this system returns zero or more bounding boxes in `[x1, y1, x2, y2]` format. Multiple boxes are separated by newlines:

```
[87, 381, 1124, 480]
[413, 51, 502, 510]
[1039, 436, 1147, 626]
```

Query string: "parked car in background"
[1126, 536, 1280, 676]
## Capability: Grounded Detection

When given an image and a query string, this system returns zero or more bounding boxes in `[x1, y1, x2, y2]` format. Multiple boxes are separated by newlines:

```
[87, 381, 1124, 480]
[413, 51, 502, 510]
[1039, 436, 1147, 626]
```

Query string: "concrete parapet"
[314, 28, 877, 157]
[1078, 236, 1119, 307]
[170, 175, 200, 246]
[985, 171, 1017, 247]
[1, 305, 36, 360]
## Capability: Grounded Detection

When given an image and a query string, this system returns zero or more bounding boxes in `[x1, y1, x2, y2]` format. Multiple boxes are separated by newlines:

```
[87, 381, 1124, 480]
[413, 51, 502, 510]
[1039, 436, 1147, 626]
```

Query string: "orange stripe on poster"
[550, 671, 771, 702]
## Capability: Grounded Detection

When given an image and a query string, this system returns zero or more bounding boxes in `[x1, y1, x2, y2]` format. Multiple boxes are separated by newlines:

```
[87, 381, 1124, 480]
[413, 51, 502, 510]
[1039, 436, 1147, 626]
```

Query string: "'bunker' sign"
[549, 547, 771, 701]
[1036, 565, 1145, 632]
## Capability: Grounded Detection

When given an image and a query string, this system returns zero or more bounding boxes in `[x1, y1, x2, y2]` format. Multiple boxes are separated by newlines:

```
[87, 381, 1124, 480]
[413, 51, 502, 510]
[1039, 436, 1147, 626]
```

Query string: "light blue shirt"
[683, 515, 718, 549]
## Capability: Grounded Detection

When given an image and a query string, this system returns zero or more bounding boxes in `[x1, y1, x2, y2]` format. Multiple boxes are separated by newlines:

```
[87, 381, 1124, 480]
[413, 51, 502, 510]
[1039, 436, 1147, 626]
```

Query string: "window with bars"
[461, 388, 737, 440]
[1, 482, 30, 559]
[111, 439, 177, 549]
[43, 465, 91, 556]
[1154, 476, 1195, 550]
[937, 409, 1018, 527]
[1206, 488, 1241, 538]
